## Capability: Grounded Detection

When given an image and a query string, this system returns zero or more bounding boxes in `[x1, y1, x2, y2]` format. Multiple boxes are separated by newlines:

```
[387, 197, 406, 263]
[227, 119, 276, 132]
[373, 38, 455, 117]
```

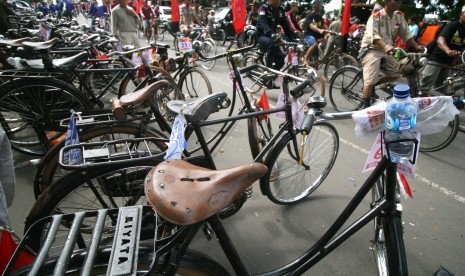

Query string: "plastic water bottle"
[384, 84, 417, 163]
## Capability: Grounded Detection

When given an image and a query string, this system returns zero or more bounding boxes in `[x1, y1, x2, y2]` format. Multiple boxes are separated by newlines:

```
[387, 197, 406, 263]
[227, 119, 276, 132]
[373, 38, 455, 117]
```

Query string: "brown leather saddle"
[145, 160, 268, 225]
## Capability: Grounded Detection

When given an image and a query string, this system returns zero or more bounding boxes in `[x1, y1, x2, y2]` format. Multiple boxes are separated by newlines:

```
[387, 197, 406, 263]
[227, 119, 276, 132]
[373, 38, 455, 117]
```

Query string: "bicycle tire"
[198, 40, 216, 70]
[241, 53, 265, 94]
[260, 121, 339, 204]
[81, 60, 128, 107]
[33, 123, 167, 198]
[159, 28, 165, 41]
[0, 78, 94, 156]
[178, 67, 213, 100]
[323, 53, 359, 81]
[328, 66, 365, 112]
[247, 113, 273, 160]
[26, 159, 165, 251]
[217, 30, 226, 46]
[419, 114, 459, 152]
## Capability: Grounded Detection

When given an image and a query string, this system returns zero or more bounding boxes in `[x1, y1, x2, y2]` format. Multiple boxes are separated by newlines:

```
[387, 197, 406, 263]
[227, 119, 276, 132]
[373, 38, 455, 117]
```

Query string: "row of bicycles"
[1, 11, 464, 275]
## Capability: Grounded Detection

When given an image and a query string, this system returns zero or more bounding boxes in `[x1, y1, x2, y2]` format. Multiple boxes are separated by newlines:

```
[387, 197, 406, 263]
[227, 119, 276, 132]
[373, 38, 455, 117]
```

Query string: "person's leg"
[144, 20, 149, 39]
[258, 36, 275, 68]
[419, 61, 443, 93]
[271, 44, 284, 70]
[362, 51, 382, 107]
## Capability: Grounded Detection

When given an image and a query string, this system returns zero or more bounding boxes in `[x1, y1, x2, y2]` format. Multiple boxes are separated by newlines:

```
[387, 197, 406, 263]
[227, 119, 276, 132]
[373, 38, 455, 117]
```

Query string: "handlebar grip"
[112, 99, 127, 120]
[290, 79, 311, 98]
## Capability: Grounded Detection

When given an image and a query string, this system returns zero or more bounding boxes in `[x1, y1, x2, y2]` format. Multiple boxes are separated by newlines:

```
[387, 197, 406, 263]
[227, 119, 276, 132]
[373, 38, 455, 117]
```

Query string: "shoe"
[264, 79, 280, 89]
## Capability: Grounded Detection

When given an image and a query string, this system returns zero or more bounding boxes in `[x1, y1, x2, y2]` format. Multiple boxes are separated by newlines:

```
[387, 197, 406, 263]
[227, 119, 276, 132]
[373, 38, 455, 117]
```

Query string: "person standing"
[359, 0, 423, 107]
[256, 0, 294, 70]
[191, 0, 204, 26]
[420, 7, 465, 93]
[111, 0, 144, 48]
[180, 0, 196, 35]
[246, 1, 259, 26]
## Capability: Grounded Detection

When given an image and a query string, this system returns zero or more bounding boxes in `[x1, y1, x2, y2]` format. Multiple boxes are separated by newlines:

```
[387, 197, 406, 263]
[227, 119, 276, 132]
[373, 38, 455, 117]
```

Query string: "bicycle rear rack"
[59, 111, 152, 128]
[5, 206, 151, 275]
[59, 137, 167, 170]
[0, 70, 63, 79]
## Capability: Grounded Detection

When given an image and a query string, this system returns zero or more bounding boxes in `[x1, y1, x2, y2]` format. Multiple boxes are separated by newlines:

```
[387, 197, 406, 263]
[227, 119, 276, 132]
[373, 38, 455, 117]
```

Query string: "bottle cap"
[393, 84, 410, 98]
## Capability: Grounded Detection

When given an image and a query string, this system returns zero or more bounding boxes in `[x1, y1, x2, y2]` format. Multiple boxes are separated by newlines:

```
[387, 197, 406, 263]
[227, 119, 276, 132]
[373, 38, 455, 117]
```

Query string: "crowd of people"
[1, 0, 464, 103]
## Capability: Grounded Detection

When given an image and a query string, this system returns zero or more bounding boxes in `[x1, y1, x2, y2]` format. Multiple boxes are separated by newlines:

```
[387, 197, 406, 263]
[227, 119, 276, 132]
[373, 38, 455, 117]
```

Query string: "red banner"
[171, 0, 179, 22]
[341, 0, 351, 36]
[231, 0, 246, 35]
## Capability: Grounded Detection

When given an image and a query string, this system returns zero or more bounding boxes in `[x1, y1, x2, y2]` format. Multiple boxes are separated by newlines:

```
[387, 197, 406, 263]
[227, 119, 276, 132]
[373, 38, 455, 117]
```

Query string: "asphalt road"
[6, 15, 465, 275]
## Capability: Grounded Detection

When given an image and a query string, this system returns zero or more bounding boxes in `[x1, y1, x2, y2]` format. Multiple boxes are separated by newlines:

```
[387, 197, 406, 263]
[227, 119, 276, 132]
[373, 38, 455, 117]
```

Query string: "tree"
[416, 0, 465, 20]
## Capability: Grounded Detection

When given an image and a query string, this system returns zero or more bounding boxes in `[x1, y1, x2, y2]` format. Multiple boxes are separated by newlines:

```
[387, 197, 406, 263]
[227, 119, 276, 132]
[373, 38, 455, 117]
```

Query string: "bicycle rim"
[329, 66, 364, 112]
[241, 53, 264, 94]
[371, 178, 389, 276]
[419, 114, 459, 152]
[247, 115, 273, 160]
[0, 79, 93, 156]
[323, 54, 359, 81]
[261, 122, 339, 204]
[199, 40, 216, 70]
[178, 67, 212, 100]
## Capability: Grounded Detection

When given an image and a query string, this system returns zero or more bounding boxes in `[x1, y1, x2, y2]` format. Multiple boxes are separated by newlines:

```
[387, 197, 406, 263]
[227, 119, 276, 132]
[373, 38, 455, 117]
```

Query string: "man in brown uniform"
[360, 0, 423, 107]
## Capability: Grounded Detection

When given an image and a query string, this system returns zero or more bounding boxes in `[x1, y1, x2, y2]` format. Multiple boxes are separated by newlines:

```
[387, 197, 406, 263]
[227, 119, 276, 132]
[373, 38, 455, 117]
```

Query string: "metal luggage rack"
[0, 70, 64, 79]
[59, 111, 152, 128]
[59, 137, 168, 170]
[5, 206, 156, 276]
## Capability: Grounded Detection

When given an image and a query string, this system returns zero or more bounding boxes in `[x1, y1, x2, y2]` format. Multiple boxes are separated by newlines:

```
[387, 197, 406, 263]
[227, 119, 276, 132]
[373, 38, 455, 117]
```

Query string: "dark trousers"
[258, 36, 284, 70]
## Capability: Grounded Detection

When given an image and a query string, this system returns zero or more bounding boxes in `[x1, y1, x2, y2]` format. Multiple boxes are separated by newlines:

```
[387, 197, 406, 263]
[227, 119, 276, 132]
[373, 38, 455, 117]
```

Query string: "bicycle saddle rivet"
[185, 208, 191, 213]
[171, 201, 177, 207]
[160, 183, 165, 188]
[146, 175, 151, 181]
[146, 189, 151, 193]
[158, 170, 164, 173]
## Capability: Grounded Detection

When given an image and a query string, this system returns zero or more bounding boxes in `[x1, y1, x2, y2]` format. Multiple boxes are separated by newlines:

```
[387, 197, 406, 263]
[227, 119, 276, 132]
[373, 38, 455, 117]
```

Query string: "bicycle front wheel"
[241, 53, 265, 94]
[178, 67, 212, 100]
[328, 66, 364, 112]
[0, 78, 93, 156]
[371, 178, 408, 275]
[247, 114, 273, 160]
[261, 121, 339, 204]
[324, 53, 359, 81]
[198, 40, 216, 70]
[419, 114, 459, 152]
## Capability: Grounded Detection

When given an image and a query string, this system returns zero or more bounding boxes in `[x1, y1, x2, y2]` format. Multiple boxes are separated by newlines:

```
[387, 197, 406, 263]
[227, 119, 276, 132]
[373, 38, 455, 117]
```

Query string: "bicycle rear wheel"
[261, 121, 339, 204]
[241, 53, 265, 94]
[323, 53, 359, 81]
[33, 123, 166, 198]
[26, 159, 164, 252]
[0, 78, 93, 156]
[419, 114, 459, 152]
[328, 66, 364, 112]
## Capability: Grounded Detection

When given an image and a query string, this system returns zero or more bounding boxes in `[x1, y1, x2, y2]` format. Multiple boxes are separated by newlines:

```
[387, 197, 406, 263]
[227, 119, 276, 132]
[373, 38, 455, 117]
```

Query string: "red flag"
[341, 0, 352, 37]
[171, 0, 179, 22]
[0, 230, 34, 274]
[257, 91, 270, 119]
[231, 0, 246, 35]
[397, 172, 413, 198]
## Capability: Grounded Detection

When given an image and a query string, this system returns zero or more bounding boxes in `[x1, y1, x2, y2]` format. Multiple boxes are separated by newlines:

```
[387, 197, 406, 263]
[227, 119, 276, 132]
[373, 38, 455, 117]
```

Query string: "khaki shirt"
[361, 9, 412, 49]
[180, 4, 193, 26]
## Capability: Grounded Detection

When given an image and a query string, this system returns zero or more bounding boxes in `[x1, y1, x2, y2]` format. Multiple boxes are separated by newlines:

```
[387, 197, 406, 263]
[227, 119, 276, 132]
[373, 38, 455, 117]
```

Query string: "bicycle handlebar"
[196, 43, 256, 61]
[290, 79, 311, 98]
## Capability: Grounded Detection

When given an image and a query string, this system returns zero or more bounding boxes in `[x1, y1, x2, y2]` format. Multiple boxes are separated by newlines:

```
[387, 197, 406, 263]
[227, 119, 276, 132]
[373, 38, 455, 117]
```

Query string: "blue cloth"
[164, 115, 187, 160]
[304, 35, 317, 46]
